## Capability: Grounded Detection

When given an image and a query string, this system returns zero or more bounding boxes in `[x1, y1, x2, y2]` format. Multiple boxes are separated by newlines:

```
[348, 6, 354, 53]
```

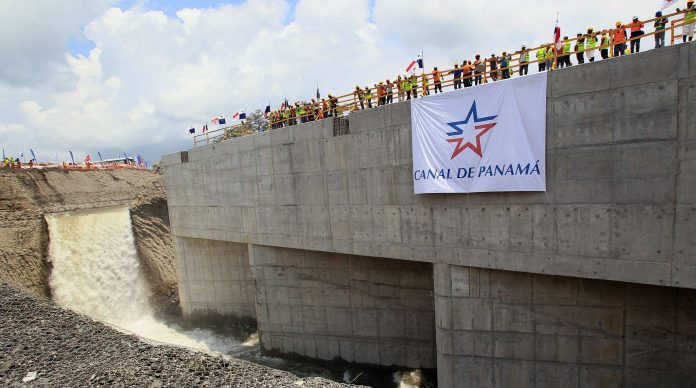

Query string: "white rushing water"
[46, 207, 242, 354]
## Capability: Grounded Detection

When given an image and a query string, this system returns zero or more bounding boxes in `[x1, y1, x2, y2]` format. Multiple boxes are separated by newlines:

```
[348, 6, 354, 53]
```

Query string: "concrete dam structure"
[163, 42, 696, 387]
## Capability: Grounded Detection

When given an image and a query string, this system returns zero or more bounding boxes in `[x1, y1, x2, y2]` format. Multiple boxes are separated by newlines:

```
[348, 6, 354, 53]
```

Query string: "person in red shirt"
[612, 22, 627, 57]
[625, 16, 645, 53]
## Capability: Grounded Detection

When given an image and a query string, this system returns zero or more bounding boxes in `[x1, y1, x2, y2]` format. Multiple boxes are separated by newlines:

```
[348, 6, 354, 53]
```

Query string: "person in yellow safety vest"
[544, 44, 554, 70]
[574, 33, 586, 64]
[364, 85, 373, 108]
[560, 37, 572, 68]
[586, 27, 598, 62]
[410, 75, 419, 98]
[600, 30, 611, 59]
[537, 45, 547, 71]
[404, 77, 414, 100]
[519, 45, 529, 76]
[355, 85, 365, 110]
[684, 1, 696, 43]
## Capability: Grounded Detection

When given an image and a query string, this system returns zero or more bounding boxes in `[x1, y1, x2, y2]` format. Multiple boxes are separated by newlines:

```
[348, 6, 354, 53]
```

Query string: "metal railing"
[193, 8, 695, 146]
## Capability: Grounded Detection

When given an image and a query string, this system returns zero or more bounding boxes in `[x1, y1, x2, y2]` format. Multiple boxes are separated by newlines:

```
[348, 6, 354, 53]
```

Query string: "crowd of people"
[265, 3, 696, 129]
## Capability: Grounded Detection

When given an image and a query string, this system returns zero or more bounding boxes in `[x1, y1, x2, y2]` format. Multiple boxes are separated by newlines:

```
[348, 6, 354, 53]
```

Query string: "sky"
[0, 0, 674, 164]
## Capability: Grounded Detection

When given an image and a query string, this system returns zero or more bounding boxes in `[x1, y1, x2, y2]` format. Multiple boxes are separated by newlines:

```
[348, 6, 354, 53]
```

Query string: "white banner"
[411, 72, 547, 194]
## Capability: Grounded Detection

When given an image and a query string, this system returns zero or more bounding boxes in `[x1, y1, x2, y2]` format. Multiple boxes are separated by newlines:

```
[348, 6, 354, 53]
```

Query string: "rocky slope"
[0, 283, 352, 387]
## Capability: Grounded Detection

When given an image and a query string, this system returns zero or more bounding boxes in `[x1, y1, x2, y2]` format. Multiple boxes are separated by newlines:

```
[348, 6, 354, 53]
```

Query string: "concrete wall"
[173, 237, 256, 322]
[164, 41, 696, 290]
[435, 265, 696, 388]
[249, 245, 435, 368]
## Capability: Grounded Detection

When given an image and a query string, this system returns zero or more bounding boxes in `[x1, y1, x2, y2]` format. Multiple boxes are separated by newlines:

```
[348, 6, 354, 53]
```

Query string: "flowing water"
[46, 206, 431, 387]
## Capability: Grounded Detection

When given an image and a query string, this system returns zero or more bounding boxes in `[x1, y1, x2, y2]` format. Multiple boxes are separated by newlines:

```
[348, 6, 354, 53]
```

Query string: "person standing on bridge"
[386, 80, 394, 104]
[626, 16, 645, 53]
[612, 22, 628, 57]
[488, 54, 498, 81]
[684, 2, 696, 42]
[518, 45, 529, 76]
[537, 45, 547, 71]
[452, 64, 462, 90]
[575, 33, 586, 64]
[462, 61, 473, 87]
[654, 11, 668, 48]
[432, 67, 443, 94]
[474, 54, 485, 84]
[559, 36, 572, 68]
[600, 29, 611, 59]
[586, 28, 598, 62]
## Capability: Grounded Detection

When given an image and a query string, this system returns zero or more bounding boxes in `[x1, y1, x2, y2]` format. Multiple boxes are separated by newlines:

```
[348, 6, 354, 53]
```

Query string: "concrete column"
[174, 237, 256, 324]
[249, 244, 435, 368]
[434, 264, 696, 388]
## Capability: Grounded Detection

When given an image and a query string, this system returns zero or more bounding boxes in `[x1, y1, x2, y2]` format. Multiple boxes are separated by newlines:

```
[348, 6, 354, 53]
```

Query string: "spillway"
[46, 206, 239, 353]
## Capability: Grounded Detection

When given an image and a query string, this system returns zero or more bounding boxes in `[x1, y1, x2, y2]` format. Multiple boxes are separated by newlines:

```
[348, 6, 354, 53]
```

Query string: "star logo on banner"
[445, 101, 498, 159]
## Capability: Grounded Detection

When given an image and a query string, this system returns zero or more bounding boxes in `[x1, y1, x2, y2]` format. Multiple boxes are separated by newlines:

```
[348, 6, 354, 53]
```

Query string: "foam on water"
[46, 207, 242, 354]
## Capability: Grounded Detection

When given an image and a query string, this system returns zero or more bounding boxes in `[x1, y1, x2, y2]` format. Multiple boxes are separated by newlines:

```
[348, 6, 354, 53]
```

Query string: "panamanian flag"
[406, 51, 424, 73]
[211, 115, 226, 125]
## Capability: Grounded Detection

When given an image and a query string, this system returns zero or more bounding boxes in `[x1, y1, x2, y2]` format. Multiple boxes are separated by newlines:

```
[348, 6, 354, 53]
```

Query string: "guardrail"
[193, 8, 695, 146]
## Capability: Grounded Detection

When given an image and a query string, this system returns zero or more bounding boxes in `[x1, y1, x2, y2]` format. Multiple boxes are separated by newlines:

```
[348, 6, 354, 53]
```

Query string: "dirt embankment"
[0, 168, 175, 303]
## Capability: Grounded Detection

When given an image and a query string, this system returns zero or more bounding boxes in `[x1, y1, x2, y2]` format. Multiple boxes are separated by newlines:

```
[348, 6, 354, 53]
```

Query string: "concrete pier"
[164, 42, 696, 386]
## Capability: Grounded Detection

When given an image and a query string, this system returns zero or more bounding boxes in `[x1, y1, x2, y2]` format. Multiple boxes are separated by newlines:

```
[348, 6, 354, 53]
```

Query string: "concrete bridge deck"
[164, 42, 696, 387]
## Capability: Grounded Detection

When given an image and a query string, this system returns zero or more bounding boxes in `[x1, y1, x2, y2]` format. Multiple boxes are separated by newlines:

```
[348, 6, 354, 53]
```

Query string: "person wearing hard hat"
[684, 1, 696, 43]
[519, 45, 529, 76]
[586, 28, 598, 62]
[612, 21, 627, 57]
[654, 11, 668, 49]
[625, 16, 645, 53]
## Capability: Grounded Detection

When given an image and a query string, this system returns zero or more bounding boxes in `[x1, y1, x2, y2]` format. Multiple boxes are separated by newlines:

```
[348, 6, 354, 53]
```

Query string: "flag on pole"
[232, 112, 239, 119]
[69, 151, 75, 164]
[406, 50, 424, 73]
[211, 115, 226, 125]
[29, 149, 36, 161]
[239, 109, 246, 120]
[661, 0, 678, 9]
[98, 152, 103, 163]
[264, 104, 271, 118]
[316, 85, 320, 99]
[84, 154, 91, 163]
[554, 15, 562, 52]
[202, 124, 208, 133]
[189, 126, 195, 134]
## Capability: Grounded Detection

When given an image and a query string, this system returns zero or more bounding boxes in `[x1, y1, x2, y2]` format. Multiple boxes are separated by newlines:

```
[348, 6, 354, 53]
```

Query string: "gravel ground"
[0, 282, 358, 387]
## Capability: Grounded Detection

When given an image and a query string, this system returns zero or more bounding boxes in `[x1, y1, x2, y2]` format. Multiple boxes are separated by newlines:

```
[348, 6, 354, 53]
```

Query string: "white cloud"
[0, 0, 671, 162]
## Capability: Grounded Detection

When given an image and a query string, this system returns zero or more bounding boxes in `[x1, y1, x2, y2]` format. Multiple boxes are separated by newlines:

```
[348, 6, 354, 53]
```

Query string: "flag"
[212, 115, 226, 125]
[20, 151, 24, 158]
[406, 50, 424, 73]
[264, 104, 271, 118]
[98, 152, 103, 163]
[232, 112, 239, 119]
[30, 149, 36, 161]
[280, 102, 286, 110]
[239, 109, 246, 120]
[84, 154, 91, 163]
[189, 126, 195, 134]
[68, 151, 75, 164]
[202, 124, 208, 133]
[554, 18, 562, 52]
[316, 86, 320, 99]
[661, 0, 677, 9]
